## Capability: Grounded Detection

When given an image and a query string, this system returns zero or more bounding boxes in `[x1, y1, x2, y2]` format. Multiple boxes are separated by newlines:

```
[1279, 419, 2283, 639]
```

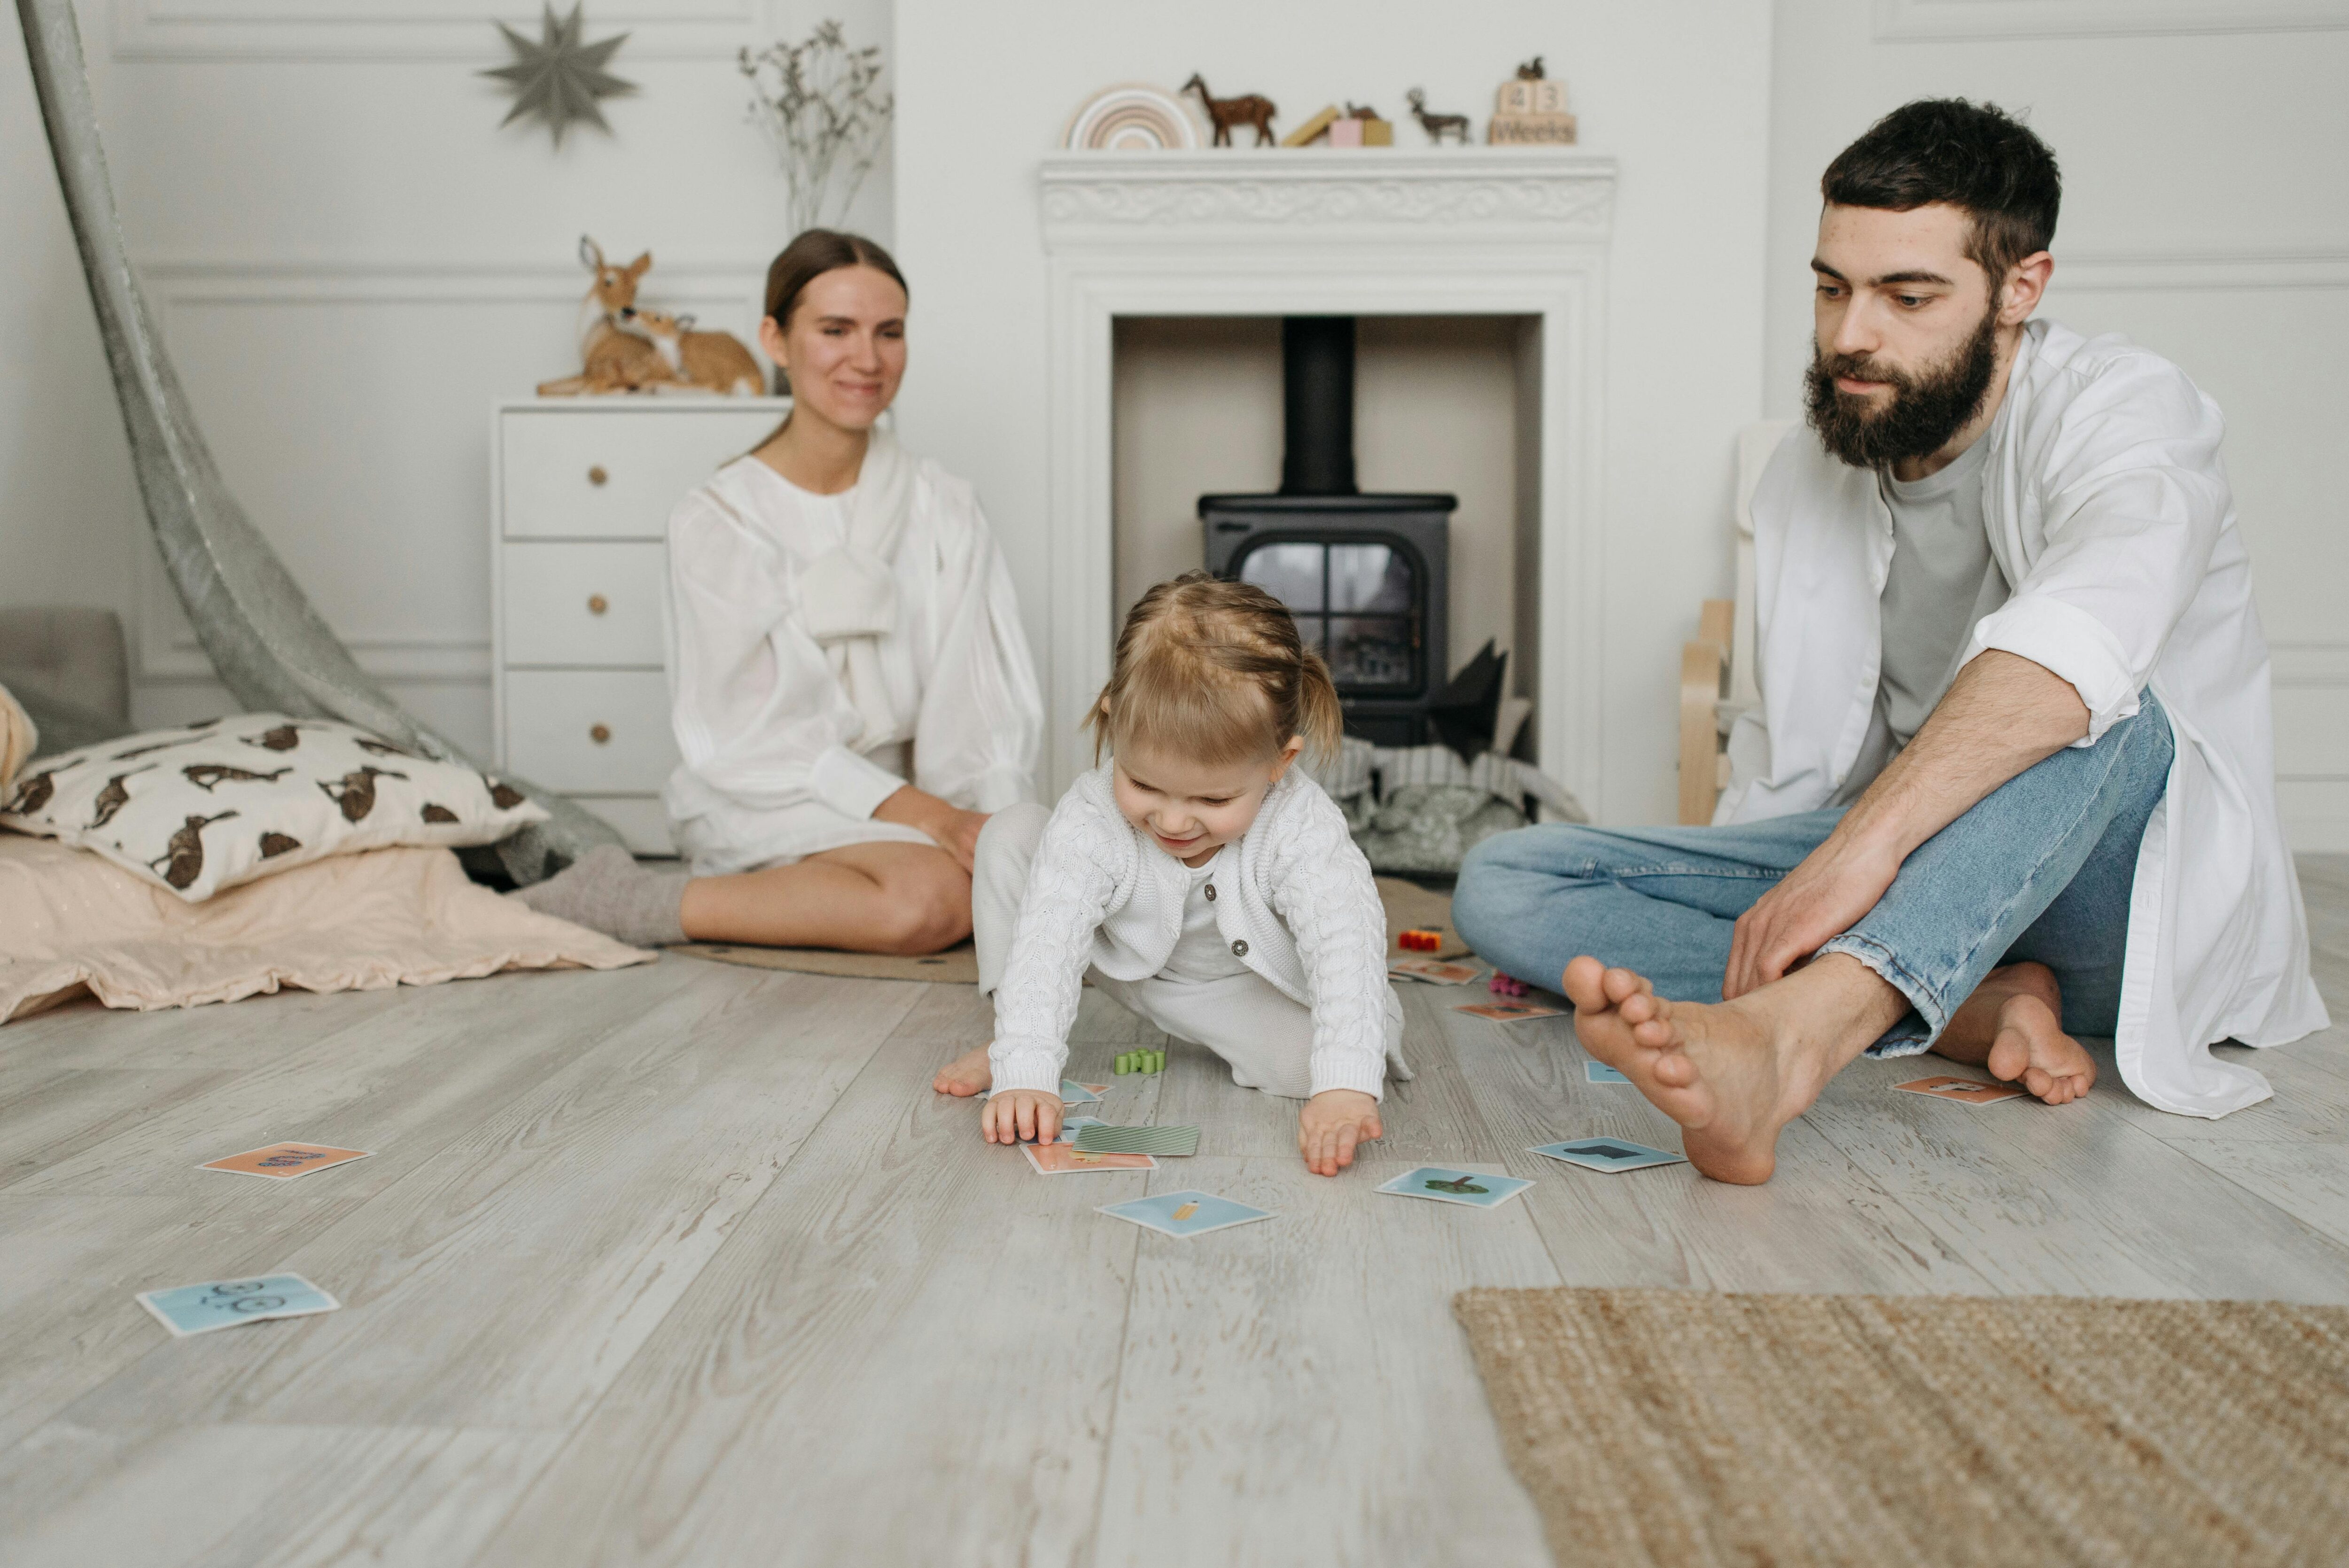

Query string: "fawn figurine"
[538, 236, 670, 396]
[625, 308, 765, 396]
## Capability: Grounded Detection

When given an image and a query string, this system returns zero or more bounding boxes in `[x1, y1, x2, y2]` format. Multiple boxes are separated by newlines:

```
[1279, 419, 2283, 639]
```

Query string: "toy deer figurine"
[537, 236, 670, 396]
[625, 308, 765, 396]
[1406, 88, 1471, 145]
[1181, 73, 1277, 147]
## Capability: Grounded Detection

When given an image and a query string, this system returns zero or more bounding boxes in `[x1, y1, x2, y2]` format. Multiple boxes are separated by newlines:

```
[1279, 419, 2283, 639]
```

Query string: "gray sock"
[508, 843, 690, 947]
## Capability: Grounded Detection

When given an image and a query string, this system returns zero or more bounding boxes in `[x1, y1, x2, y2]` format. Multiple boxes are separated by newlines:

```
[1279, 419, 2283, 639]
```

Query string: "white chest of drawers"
[491, 397, 792, 855]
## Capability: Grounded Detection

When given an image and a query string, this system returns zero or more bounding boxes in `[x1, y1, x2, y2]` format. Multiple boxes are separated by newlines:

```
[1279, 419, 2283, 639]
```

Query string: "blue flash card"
[136, 1274, 339, 1338]
[1585, 1061, 1631, 1084]
[1053, 1115, 1106, 1145]
[1376, 1165, 1534, 1210]
[1529, 1138, 1687, 1174]
[1097, 1189, 1273, 1238]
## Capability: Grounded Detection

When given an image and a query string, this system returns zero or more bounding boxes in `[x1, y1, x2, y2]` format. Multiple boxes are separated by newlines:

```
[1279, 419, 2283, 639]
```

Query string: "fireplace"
[1201, 316, 1455, 746]
[1038, 146, 1615, 805]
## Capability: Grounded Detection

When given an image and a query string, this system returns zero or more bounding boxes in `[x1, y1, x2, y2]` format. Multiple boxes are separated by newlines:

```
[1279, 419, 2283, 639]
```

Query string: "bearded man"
[1454, 99, 2326, 1183]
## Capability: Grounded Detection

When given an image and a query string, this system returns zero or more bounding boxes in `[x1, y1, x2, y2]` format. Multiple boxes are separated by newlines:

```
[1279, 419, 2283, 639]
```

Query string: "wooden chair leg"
[1677, 598, 1735, 826]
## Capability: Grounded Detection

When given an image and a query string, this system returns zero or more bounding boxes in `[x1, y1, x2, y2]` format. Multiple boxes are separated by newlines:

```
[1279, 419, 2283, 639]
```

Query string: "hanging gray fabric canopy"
[14, 0, 618, 883]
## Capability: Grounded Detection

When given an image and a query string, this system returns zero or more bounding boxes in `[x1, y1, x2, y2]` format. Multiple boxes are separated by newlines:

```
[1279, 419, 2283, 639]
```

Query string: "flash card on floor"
[1895, 1075, 2029, 1106]
[1584, 1061, 1631, 1084]
[198, 1143, 373, 1180]
[1529, 1138, 1686, 1173]
[1052, 1115, 1106, 1144]
[1062, 1081, 1108, 1105]
[1377, 1166, 1533, 1210]
[1024, 1141, 1157, 1175]
[1074, 1123, 1199, 1157]
[1456, 1002, 1566, 1022]
[1097, 1190, 1273, 1238]
[136, 1274, 339, 1338]
[1389, 958, 1481, 986]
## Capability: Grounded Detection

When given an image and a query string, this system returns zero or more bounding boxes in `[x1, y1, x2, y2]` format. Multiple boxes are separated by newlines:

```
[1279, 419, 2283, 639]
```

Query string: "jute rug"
[672, 876, 1466, 984]
[1455, 1286, 2349, 1568]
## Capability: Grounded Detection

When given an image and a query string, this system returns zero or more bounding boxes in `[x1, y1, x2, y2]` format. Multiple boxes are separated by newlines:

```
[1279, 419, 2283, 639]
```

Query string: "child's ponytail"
[1291, 644, 1344, 769]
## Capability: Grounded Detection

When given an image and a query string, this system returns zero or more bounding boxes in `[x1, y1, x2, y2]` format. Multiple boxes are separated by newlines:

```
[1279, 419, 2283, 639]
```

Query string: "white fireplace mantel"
[1037, 147, 1618, 804]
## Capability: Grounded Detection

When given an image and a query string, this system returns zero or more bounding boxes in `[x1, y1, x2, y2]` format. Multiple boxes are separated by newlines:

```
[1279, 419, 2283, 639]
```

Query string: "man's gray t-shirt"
[1828, 431, 2011, 806]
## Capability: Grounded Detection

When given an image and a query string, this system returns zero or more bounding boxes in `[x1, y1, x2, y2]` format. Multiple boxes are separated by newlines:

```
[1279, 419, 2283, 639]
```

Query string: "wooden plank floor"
[5, 857, 2348, 1567]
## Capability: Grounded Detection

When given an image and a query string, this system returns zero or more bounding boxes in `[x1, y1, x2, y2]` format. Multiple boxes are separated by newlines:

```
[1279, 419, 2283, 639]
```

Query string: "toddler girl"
[933, 572, 1408, 1176]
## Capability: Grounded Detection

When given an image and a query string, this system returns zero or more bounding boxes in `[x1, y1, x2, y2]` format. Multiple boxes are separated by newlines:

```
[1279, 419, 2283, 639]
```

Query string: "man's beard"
[1805, 303, 1999, 469]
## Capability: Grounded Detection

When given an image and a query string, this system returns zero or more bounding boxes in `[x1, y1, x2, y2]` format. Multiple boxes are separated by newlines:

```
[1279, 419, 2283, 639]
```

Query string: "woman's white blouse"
[661, 454, 1043, 874]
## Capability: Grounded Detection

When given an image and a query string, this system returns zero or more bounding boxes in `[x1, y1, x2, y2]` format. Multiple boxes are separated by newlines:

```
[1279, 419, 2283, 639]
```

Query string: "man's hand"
[983, 1088, 1062, 1146]
[1723, 831, 1902, 999]
[1723, 651, 2090, 1001]
[1298, 1089, 1382, 1177]
[875, 785, 989, 873]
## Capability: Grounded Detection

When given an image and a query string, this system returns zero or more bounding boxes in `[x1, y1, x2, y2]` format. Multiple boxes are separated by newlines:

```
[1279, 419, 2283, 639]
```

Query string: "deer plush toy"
[626, 307, 764, 396]
[537, 236, 673, 396]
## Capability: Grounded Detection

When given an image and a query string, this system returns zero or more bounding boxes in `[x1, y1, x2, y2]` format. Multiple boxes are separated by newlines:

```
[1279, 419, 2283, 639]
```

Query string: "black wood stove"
[1199, 317, 1456, 747]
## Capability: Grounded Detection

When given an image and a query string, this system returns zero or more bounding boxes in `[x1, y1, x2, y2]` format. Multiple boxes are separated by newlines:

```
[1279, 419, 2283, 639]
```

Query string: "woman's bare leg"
[679, 840, 972, 954]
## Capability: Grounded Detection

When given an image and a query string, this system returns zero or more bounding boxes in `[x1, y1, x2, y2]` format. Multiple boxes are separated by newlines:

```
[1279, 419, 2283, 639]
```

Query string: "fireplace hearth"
[1202, 316, 1456, 747]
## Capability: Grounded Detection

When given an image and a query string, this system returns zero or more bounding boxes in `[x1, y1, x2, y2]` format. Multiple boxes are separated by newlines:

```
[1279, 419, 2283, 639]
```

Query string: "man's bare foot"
[933, 1045, 993, 1097]
[1560, 955, 1863, 1185]
[1934, 963, 2096, 1105]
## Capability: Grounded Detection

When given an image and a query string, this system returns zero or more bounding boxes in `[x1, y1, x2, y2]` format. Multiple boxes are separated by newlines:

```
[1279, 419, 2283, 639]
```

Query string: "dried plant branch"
[739, 20, 894, 237]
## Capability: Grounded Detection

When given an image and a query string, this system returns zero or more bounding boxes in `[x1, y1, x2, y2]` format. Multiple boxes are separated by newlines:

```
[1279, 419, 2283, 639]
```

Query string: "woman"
[519, 230, 1043, 952]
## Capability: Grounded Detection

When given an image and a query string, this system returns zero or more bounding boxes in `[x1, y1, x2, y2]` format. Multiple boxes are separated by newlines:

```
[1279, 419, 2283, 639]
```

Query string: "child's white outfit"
[978, 763, 1408, 1101]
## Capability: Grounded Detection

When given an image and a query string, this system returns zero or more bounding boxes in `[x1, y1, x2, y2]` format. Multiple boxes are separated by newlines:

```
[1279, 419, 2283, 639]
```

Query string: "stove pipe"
[1279, 315, 1357, 496]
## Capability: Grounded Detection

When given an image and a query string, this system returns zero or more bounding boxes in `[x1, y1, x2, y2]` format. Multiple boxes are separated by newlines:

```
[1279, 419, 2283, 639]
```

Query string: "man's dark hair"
[1822, 99, 2061, 287]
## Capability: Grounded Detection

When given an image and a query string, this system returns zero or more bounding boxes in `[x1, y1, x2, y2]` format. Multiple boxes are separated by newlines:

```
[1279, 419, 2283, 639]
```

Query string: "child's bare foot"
[1560, 953, 1897, 1185]
[933, 1044, 993, 1097]
[1935, 963, 2096, 1105]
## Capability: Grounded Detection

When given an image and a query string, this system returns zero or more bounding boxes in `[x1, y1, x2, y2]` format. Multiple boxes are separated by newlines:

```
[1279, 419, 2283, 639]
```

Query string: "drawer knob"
[587, 465, 608, 486]
[587, 594, 608, 615]
[590, 723, 612, 745]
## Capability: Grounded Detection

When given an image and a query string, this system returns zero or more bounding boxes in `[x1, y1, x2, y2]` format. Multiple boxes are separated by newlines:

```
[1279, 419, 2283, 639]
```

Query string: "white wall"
[0, 0, 891, 753]
[1766, 0, 2349, 847]
[893, 0, 1776, 823]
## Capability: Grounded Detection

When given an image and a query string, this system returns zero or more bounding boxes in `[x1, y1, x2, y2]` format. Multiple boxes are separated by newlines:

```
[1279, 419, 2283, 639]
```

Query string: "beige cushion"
[0, 834, 649, 1024]
[0, 712, 546, 901]
[0, 683, 33, 798]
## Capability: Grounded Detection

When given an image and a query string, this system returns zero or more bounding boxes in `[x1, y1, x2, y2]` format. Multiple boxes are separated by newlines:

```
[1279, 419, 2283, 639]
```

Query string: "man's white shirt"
[1726, 318, 2327, 1117]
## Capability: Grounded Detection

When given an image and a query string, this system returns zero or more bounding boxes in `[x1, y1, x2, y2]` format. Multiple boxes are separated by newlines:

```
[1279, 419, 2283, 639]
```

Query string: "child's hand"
[1298, 1089, 1382, 1176]
[983, 1088, 1063, 1146]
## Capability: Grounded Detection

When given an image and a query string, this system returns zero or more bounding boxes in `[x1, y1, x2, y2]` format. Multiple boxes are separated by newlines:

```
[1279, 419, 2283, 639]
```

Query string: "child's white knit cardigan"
[989, 760, 1398, 1099]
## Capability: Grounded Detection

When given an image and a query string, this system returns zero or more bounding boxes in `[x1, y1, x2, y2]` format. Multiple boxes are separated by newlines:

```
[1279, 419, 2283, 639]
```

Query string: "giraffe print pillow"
[0, 713, 548, 902]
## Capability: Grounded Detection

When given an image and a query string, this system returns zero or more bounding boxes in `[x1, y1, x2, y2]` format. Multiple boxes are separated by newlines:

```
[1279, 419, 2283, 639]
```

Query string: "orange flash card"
[199, 1142, 374, 1180]
[1893, 1076, 2028, 1106]
[1022, 1142, 1157, 1175]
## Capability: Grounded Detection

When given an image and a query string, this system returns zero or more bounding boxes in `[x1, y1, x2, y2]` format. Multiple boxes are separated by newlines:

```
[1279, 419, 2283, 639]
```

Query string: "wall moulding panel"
[131, 258, 766, 685]
[1873, 0, 2349, 40]
[2050, 249, 2349, 293]
[111, 0, 785, 61]
[1038, 148, 1615, 808]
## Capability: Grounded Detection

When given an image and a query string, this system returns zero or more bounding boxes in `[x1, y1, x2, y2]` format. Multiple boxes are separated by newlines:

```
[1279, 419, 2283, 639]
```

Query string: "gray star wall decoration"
[482, 3, 636, 147]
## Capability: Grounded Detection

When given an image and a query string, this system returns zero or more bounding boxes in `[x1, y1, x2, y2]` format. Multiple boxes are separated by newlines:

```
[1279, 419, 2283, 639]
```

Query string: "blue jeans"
[1453, 694, 2174, 1054]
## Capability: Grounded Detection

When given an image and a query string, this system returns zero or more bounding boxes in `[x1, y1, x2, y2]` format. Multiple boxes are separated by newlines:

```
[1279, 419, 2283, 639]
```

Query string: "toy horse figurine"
[1181, 74, 1277, 147]
[1406, 89, 1471, 145]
